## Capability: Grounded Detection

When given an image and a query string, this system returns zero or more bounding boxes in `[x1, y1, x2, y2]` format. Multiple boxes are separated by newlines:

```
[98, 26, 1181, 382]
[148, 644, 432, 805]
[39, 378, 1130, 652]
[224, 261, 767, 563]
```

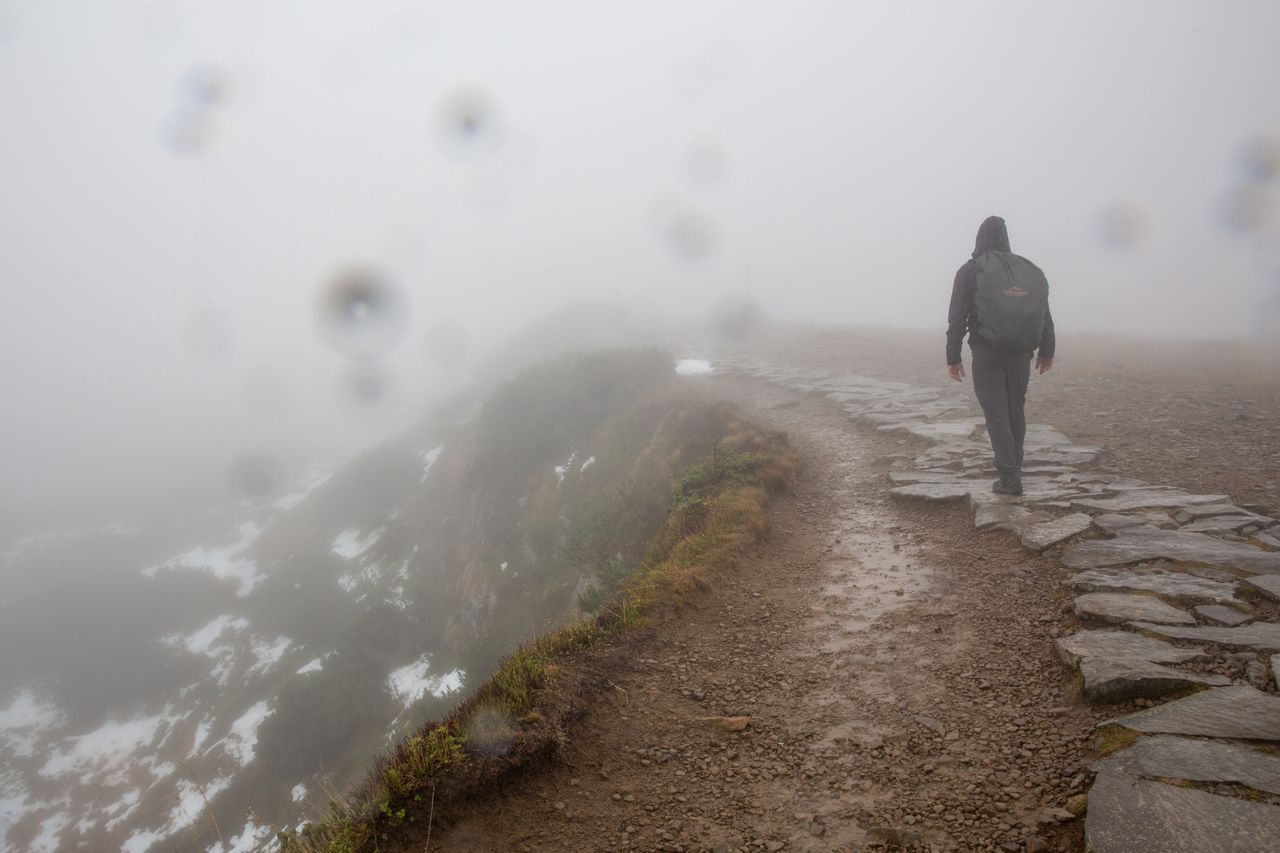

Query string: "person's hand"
[1036, 356, 1054, 375]
[947, 363, 965, 382]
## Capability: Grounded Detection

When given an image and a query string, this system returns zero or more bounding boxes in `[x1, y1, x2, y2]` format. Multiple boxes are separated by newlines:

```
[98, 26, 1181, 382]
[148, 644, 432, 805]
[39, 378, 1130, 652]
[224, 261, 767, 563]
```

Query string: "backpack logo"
[1002, 286, 1029, 297]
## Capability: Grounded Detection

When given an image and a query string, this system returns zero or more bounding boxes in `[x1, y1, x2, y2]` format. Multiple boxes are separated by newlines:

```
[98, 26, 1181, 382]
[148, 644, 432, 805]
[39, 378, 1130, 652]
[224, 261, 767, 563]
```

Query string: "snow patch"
[40, 707, 179, 786]
[143, 522, 266, 597]
[675, 358, 713, 376]
[0, 689, 66, 758]
[163, 615, 250, 657]
[580, 455, 596, 472]
[30, 812, 69, 852]
[331, 527, 382, 561]
[0, 770, 34, 849]
[210, 815, 273, 853]
[419, 445, 444, 483]
[554, 452, 578, 484]
[291, 783, 308, 802]
[296, 657, 324, 675]
[222, 701, 272, 767]
[248, 636, 293, 677]
[387, 656, 465, 707]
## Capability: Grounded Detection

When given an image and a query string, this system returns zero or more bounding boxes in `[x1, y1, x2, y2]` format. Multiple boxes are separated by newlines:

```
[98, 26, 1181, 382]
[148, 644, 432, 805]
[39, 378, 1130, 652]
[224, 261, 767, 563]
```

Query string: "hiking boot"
[991, 477, 1023, 496]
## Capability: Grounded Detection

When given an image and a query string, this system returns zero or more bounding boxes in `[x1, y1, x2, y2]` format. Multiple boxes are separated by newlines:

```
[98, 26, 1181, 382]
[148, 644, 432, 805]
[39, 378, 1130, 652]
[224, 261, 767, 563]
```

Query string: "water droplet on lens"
[316, 267, 409, 356]
[341, 361, 391, 406]
[162, 109, 218, 156]
[465, 703, 515, 755]
[435, 86, 504, 159]
[424, 321, 471, 368]
[227, 451, 276, 498]
[181, 65, 230, 108]
[1239, 136, 1280, 184]
[661, 208, 716, 261]
[1218, 187, 1270, 234]
[1097, 203, 1145, 249]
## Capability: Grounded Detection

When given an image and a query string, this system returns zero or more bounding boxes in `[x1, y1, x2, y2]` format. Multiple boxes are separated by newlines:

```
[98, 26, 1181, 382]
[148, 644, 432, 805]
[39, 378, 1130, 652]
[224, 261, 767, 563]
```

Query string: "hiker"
[945, 215, 1055, 496]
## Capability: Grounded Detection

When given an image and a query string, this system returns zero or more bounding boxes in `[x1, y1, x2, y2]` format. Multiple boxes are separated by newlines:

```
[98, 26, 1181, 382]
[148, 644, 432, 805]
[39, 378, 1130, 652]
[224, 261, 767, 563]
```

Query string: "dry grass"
[279, 423, 797, 853]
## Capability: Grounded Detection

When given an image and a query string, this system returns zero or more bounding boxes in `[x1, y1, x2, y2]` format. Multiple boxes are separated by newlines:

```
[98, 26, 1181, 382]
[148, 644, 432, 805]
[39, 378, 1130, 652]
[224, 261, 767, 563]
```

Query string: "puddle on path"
[814, 525, 934, 653]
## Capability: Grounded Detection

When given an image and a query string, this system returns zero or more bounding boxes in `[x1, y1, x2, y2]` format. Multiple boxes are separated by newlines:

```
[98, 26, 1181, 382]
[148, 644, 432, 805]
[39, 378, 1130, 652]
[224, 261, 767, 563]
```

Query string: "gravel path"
[433, 375, 1093, 852]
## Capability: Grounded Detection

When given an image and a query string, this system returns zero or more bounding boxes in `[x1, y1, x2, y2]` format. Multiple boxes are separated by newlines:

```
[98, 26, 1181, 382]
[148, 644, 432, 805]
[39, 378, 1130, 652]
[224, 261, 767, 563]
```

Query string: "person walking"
[946, 215, 1055, 496]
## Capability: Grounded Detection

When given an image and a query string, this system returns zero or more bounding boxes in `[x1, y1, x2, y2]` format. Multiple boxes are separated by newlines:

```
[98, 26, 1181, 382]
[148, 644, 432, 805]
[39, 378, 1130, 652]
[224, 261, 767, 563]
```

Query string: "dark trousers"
[971, 338, 1032, 478]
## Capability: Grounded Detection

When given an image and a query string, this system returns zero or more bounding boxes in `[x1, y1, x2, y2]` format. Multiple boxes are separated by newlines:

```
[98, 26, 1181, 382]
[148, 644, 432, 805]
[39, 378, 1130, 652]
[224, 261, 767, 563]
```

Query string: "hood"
[972, 215, 1010, 257]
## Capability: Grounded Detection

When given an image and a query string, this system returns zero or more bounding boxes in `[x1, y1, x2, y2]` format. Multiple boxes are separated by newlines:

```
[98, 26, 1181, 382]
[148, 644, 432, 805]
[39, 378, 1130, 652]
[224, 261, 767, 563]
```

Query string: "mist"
[2, 0, 1278, 532]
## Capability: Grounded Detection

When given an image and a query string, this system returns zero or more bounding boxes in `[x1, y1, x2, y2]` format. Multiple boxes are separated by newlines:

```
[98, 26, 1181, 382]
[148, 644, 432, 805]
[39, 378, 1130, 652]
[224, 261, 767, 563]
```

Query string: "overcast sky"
[1, 0, 1278, 522]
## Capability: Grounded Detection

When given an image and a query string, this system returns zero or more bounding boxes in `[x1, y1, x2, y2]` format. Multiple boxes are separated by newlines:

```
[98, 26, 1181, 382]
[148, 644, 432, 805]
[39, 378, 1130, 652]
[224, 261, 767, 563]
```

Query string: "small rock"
[1037, 806, 1075, 825]
[1246, 659, 1271, 689]
[1067, 793, 1088, 816]
[697, 715, 751, 732]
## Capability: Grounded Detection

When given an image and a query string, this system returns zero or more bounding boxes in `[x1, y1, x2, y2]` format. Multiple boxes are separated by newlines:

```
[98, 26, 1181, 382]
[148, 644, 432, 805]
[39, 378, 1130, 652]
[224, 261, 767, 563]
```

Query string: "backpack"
[973, 251, 1049, 353]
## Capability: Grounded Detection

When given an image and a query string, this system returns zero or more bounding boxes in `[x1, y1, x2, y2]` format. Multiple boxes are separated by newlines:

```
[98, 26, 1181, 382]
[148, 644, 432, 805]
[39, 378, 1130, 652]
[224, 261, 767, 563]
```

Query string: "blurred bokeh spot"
[464, 703, 515, 756]
[162, 109, 219, 156]
[315, 267, 409, 357]
[161, 65, 232, 157]
[226, 450, 277, 499]
[180, 65, 231, 109]
[423, 320, 472, 368]
[1097, 202, 1146, 249]
[661, 207, 717, 262]
[341, 360, 391, 407]
[1218, 186, 1271, 234]
[1238, 135, 1280, 184]
[434, 85, 505, 160]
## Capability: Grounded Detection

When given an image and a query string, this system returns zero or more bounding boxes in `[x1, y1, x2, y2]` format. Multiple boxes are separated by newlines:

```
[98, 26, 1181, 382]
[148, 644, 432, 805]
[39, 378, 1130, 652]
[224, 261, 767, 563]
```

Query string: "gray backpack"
[974, 251, 1049, 353]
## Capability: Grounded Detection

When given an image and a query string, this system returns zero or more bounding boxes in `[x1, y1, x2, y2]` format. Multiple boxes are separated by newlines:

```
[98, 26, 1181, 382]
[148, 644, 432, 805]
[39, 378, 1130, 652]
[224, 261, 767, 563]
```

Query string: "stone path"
[710, 355, 1280, 852]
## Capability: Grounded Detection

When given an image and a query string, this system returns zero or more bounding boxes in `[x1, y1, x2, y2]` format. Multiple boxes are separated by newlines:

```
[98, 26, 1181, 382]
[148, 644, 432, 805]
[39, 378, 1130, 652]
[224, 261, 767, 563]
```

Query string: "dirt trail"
[433, 376, 1096, 852]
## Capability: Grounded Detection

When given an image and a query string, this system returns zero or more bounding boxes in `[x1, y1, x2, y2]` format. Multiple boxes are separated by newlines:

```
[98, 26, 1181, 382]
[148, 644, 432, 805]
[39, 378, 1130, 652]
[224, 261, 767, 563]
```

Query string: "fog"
[2, 0, 1278, 525]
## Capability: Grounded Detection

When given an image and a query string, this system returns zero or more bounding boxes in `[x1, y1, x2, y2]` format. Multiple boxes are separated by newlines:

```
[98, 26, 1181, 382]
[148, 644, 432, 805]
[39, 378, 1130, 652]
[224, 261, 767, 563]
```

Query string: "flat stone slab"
[1182, 515, 1270, 535]
[1105, 685, 1280, 740]
[1067, 568, 1240, 605]
[1078, 657, 1230, 703]
[1093, 512, 1176, 533]
[1129, 621, 1280, 652]
[973, 502, 1033, 531]
[1179, 502, 1269, 520]
[1020, 512, 1094, 551]
[1194, 604, 1253, 626]
[1244, 575, 1280, 601]
[1062, 526, 1280, 575]
[1072, 490, 1231, 513]
[1093, 735, 1280, 795]
[890, 481, 984, 502]
[1074, 593, 1196, 625]
[1085, 769, 1280, 853]
[1056, 630, 1209, 667]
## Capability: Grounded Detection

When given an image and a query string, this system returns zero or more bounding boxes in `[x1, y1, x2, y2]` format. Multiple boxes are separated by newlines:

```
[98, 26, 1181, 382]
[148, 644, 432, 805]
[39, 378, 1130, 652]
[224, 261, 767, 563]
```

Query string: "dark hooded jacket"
[945, 215, 1055, 365]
